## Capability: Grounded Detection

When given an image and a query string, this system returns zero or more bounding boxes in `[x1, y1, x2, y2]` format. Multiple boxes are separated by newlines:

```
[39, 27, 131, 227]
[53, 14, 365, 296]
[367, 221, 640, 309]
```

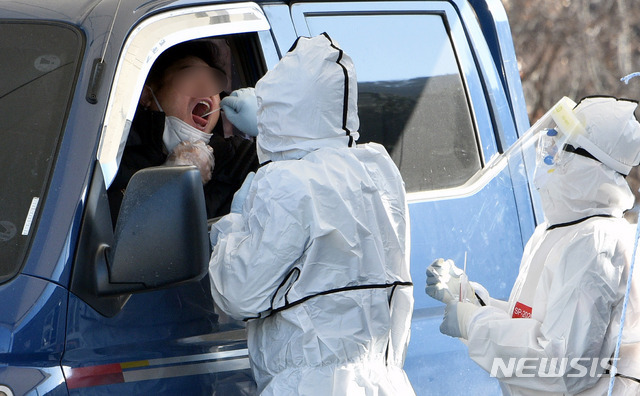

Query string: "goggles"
[526, 97, 588, 169]
[537, 127, 601, 168]
[537, 128, 561, 166]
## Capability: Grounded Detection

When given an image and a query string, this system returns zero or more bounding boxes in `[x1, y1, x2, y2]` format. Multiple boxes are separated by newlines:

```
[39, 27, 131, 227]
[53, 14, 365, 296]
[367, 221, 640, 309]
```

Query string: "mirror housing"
[71, 164, 209, 316]
[104, 165, 209, 293]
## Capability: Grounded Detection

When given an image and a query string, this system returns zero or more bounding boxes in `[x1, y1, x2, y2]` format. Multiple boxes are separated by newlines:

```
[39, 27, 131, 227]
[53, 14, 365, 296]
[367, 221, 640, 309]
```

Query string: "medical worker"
[426, 96, 640, 395]
[208, 34, 415, 395]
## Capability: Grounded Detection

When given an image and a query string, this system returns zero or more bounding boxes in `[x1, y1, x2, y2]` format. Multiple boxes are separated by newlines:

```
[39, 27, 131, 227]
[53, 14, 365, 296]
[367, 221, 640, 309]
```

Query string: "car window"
[303, 13, 481, 192]
[0, 21, 82, 283]
[97, 3, 269, 188]
[104, 33, 266, 222]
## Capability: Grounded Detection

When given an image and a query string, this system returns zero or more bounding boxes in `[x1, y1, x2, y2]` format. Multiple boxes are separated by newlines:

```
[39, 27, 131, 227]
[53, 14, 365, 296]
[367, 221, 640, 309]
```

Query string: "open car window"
[97, 3, 269, 188]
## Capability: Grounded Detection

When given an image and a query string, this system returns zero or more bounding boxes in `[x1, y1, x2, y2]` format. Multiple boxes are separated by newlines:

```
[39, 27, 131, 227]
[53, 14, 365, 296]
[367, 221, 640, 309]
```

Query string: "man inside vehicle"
[107, 38, 259, 224]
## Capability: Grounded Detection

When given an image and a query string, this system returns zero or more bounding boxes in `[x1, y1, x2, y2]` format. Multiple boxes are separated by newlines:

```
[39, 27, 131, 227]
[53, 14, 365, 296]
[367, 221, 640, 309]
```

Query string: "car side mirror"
[71, 163, 209, 317]
[103, 165, 209, 294]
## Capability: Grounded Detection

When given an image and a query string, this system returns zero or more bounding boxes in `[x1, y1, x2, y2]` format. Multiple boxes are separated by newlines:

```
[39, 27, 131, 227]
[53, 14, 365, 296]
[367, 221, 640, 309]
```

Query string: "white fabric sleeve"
[465, 231, 625, 394]
[487, 297, 510, 312]
[469, 281, 509, 312]
[207, 167, 310, 320]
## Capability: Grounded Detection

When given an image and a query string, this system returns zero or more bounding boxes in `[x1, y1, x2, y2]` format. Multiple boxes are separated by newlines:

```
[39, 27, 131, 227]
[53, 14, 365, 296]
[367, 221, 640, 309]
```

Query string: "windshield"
[0, 22, 82, 283]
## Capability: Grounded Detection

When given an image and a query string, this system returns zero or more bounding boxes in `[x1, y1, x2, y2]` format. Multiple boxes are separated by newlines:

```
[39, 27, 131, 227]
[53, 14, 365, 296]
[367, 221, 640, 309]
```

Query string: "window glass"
[305, 14, 481, 192]
[0, 22, 82, 282]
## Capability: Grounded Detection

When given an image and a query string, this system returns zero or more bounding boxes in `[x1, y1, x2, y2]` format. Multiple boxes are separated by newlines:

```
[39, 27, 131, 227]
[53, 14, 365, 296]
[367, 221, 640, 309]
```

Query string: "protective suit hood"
[535, 153, 634, 225]
[572, 96, 640, 175]
[532, 96, 640, 225]
[255, 34, 360, 163]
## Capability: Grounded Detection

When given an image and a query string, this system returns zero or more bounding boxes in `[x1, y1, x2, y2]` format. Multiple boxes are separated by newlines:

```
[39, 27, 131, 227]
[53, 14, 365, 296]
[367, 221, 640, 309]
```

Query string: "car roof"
[1, 0, 404, 21]
[0, 0, 306, 23]
[0, 0, 99, 22]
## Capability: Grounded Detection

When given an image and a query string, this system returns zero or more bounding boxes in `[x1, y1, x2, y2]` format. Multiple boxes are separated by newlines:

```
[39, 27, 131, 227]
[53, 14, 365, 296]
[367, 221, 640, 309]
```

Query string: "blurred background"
[503, 0, 640, 210]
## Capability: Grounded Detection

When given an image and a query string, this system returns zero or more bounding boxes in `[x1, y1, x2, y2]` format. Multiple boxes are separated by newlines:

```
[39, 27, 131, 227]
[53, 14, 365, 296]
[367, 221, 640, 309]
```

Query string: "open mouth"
[192, 99, 213, 130]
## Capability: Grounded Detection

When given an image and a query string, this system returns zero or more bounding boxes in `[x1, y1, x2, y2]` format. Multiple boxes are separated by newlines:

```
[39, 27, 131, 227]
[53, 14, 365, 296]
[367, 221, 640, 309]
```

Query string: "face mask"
[162, 116, 212, 153]
[149, 87, 212, 153]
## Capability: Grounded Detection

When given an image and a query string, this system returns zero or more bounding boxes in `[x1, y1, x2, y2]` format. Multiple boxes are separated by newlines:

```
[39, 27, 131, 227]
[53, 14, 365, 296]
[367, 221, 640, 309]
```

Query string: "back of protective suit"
[240, 142, 413, 395]
[208, 34, 415, 395]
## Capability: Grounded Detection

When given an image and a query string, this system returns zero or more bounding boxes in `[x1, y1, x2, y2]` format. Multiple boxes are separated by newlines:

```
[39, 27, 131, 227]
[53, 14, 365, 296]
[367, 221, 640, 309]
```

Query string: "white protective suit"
[208, 34, 415, 395]
[463, 97, 640, 395]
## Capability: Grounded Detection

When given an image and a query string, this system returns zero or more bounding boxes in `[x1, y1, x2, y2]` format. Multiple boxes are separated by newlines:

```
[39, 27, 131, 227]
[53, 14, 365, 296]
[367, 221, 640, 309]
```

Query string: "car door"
[265, 1, 536, 394]
[63, 3, 278, 394]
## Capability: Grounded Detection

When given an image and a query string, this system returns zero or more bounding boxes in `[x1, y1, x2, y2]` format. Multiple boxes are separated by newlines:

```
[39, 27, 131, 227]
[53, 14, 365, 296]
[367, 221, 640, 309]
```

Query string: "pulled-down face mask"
[149, 87, 214, 153]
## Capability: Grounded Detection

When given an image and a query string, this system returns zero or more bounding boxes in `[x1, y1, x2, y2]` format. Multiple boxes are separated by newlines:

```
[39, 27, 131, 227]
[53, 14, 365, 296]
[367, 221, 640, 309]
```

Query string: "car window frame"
[96, 2, 272, 189]
[288, 1, 520, 202]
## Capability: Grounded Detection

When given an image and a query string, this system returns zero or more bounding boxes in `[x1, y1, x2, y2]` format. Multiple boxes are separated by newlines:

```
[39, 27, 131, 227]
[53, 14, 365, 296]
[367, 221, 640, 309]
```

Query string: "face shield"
[485, 97, 587, 221]
[499, 96, 586, 177]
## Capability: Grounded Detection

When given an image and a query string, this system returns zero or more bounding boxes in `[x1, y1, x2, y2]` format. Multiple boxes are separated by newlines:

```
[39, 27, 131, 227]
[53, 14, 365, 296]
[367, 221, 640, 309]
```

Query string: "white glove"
[165, 140, 215, 184]
[440, 301, 479, 339]
[426, 258, 477, 305]
[230, 172, 255, 214]
[220, 88, 259, 137]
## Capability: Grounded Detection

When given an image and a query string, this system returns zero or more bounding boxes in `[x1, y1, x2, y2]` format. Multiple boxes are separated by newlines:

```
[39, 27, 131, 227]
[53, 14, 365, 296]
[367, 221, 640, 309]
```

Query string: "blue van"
[0, 0, 536, 394]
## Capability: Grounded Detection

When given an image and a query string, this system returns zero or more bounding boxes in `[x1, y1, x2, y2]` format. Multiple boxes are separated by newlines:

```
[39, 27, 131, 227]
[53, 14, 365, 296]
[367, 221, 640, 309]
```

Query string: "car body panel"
[0, 275, 68, 395]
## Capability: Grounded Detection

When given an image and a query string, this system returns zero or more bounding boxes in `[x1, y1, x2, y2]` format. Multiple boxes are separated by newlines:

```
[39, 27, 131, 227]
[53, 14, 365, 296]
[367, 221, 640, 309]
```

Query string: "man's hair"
[146, 40, 225, 88]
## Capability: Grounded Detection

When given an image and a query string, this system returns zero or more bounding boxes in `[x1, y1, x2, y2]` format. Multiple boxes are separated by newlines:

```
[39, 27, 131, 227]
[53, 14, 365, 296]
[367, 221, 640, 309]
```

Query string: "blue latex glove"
[230, 172, 255, 214]
[221, 88, 259, 137]
[440, 301, 479, 339]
